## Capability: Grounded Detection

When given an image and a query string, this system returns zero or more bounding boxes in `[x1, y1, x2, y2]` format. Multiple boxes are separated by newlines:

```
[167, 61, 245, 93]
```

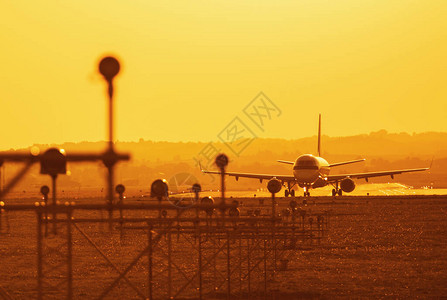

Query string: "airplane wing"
[201, 169, 295, 183]
[329, 159, 365, 167]
[326, 167, 429, 182]
[277, 160, 294, 165]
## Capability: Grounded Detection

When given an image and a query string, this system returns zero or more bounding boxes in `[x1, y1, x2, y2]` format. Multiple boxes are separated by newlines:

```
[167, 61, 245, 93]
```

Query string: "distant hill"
[1, 130, 445, 194]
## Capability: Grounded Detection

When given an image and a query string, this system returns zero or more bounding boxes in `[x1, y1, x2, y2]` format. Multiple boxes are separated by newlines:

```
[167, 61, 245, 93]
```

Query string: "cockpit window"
[298, 160, 316, 166]
[294, 165, 318, 170]
[294, 157, 318, 170]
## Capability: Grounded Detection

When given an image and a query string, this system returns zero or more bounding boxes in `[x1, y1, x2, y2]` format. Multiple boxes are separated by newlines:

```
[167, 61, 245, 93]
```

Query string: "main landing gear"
[284, 188, 295, 197]
[284, 182, 296, 197]
[303, 186, 310, 197]
[332, 189, 342, 196]
[331, 181, 342, 196]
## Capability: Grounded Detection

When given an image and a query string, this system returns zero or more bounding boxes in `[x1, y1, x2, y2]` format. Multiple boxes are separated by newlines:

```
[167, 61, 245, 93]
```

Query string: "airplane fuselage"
[293, 154, 330, 188]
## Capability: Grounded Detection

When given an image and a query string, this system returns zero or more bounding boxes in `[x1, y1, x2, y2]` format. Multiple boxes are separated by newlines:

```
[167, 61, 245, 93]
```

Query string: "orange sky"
[1, 1, 446, 150]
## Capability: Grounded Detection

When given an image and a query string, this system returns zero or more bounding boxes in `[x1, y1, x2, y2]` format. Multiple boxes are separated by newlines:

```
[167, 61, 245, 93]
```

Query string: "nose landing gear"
[303, 187, 310, 197]
[284, 182, 296, 197]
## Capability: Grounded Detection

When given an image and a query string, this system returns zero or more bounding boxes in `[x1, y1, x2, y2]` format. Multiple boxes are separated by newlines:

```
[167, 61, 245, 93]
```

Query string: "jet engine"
[340, 178, 355, 193]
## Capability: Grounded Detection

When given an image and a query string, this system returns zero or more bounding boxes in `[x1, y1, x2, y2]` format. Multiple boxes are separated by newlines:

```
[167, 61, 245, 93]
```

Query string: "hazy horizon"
[3, 128, 447, 152]
[2, 130, 444, 192]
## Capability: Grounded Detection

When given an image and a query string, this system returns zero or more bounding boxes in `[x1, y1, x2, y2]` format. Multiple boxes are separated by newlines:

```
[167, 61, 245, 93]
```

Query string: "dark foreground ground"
[0, 195, 446, 299]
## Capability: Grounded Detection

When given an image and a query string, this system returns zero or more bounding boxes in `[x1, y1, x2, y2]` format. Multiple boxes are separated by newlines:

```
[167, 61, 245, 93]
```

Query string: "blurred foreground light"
[115, 184, 125, 194]
[99, 56, 120, 82]
[30, 146, 40, 156]
[151, 179, 168, 198]
[40, 148, 67, 176]
[267, 178, 282, 194]
[215, 153, 229, 169]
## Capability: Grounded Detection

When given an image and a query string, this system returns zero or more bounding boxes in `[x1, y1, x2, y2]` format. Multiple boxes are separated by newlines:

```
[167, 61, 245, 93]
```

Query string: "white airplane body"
[202, 115, 429, 197]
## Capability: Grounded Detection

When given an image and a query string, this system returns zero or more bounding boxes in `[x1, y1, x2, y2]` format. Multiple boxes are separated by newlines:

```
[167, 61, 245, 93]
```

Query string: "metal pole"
[44, 194, 48, 237]
[220, 168, 225, 204]
[168, 232, 172, 299]
[107, 81, 115, 231]
[227, 231, 231, 300]
[198, 233, 203, 300]
[220, 168, 226, 222]
[271, 193, 277, 272]
[108, 82, 114, 150]
[239, 235, 242, 296]
[119, 193, 123, 242]
[247, 237, 251, 299]
[148, 226, 153, 300]
[67, 207, 73, 300]
[264, 239, 267, 297]
[272, 194, 277, 272]
[37, 209, 43, 300]
[107, 167, 114, 231]
[52, 175, 57, 235]
[213, 238, 217, 289]
[168, 231, 172, 299]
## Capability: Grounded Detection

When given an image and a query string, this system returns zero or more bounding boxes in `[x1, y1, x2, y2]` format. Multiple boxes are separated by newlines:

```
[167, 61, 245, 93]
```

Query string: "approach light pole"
[99, 56, 120, 227]
[215, 153, 229, 218]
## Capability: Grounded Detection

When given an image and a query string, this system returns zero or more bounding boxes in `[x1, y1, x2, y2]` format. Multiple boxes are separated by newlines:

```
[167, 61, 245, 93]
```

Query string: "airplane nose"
[294, 155, 320, 183]
[294, 169, 319, 182]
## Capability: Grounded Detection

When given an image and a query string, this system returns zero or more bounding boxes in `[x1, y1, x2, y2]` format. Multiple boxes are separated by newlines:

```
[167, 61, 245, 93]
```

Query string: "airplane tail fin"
[317, 114, 321, 157]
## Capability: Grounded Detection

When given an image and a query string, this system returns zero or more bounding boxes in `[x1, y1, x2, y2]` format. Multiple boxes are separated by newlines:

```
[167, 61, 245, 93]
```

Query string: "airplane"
[201, 114, 429, 197]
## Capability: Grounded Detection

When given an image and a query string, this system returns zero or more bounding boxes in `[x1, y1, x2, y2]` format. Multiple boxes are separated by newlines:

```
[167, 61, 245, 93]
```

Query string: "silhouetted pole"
[151, 179, 168, 218]
[192, 183, 201, 218]
[66, 203, 73, 300]
[148, 226, 153, 300]
[227, 231, 231, 299]
[116, 184, 125, 240]
[40, 148, 67, 235]
[36, 206, 43, 300]
[99, 56, 120, 228]
[40, 186, 49, 236]
[99, 56, 120, 151]
[0, 160, 3, 194]
[267, 178, 281, 272]
[215, 154, 228, 218]
[51, 175, 57, 234]
[198, 234, 203, 300]
[267, 179, 281, 218]
[0, 201, 3, 232]
[0, 161, 3, 230]
[168, 232, 172, 299]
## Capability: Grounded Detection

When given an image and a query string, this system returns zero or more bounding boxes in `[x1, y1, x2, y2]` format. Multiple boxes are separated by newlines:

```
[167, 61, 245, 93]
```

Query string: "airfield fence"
[0, 56, 330, 299]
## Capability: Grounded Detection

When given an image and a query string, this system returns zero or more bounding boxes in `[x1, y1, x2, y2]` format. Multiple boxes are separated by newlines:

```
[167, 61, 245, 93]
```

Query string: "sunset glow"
[1, 1, 446, 149]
